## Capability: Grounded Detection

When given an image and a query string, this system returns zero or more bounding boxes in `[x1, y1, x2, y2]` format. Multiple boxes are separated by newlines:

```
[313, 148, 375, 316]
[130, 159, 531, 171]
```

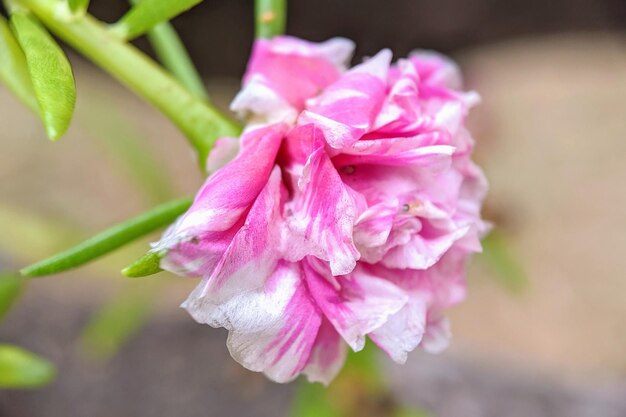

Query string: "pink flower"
[154, 36, 488, 384]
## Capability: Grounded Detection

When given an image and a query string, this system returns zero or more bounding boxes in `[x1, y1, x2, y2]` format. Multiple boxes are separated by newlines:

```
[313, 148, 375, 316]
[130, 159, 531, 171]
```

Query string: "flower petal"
[232, 36, 354, 121]
[420, 314, 451, 354]
[303, 260, 407, 351]
[286, 145, 361, 276]
[173, 123, 286, 233]
[353, 199, 399, 249]
[300, 49, 392, 149]
[183, 261, 322, 383]
[370, 298, 427, 364]
[155, 124, 285, 278]
[158, 223, 239, 277]
[382, 224, 470, 270]
[202, 167, 285, 303]
[409, 50, 463, 90]
[303, 318, 348, 385]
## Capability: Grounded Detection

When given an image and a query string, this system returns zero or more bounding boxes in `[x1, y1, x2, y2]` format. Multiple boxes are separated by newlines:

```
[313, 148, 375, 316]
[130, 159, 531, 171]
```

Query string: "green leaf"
[10, 12, 76, 140]
[0, 15, 38, 113]
[255, 0, 287, 39]
[80, 291, 151, 360]
[20, 197, 192, 277]
[122, 251, 163, 277]
[481, 230, 528, 293]
[0, 344, 56, 389]
[0, 273, 25, 322]
[113, 0, 203, 40]
[68, 0, 90, 14]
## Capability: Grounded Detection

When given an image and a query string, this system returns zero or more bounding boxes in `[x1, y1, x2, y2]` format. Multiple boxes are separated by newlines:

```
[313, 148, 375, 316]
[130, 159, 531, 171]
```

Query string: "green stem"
[20, 197, 192, 277]
[255, 0, 286, 38]
[146, 22, 209, 101]
[16, 0, 241, 170]
[126, 0, 208, 100]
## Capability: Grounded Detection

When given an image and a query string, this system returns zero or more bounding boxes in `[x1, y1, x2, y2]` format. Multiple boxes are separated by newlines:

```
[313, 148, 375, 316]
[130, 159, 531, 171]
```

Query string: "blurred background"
[1, 0, 626, 416]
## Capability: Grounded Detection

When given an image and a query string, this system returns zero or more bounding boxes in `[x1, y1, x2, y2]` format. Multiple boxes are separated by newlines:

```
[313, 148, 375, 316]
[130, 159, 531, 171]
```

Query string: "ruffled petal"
[409, 50, 463, 90]
[183, 261, 322, 383]
[232, 36, 354, 121]
[230, 76, 298, 125]
[334, 141, 455, 167]
[303, 260, 408, 351]
[353, 199, 399, 249]
[300, 49, 392, 149]
[201, 167, 285, 303]
[303, 318, 348, 385]
[370, 298, 427, 364]
[155, 124, 286, 278]
[366, 250, 467, 361]
[175, 123, 286, 233]
[286, 144, 361, 276]
[158, 223, 239, 277]
[420, 314, 451, 354]
[381, 224, 470, 270]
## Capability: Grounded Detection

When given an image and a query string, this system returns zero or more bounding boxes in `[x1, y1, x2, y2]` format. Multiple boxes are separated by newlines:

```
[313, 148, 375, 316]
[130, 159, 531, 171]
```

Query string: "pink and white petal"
[158, 224, 239, 277]
[287, 147, 361, 276]
[175, 123, 286, 233]
[337, 132, 446, 157]
[201, 167, 285, 303]
[428, 249, 469, 309]
[304, 261, 408, 351]
[353, 199, 399, 249]
[340, 158, 452, 204]
[420, 314, 451, 354]
[357, 215, 422, 264]
[269, 36, 354, 69]
[230, 75, 298, 125]
[409, 50, 463, 90]
[303, 318, 348, 385]
[334, 143, 454, 168]
[206, 137, 240, 175]
[370, 298, 428, 364]
[350, 49, 393, 79]
[381, 225, 470, 270]
[183, 261, 322, 383]
[241, 36, 353, 114]
[301, 49, 392, 149]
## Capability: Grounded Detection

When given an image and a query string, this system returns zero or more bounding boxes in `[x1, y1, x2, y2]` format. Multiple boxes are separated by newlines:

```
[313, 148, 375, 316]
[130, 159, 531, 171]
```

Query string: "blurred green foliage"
[78, 92, 176, 206]
[0, 273, 24, 322]
[480, 229, 528, 293]
[79, 288, 153, 360]
[0, 344, 56, 389]
[291, 341, 433, 417]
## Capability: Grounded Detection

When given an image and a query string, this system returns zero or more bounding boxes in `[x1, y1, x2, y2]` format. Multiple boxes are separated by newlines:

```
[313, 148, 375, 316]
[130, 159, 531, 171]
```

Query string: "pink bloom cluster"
[155, 36, 488, 384]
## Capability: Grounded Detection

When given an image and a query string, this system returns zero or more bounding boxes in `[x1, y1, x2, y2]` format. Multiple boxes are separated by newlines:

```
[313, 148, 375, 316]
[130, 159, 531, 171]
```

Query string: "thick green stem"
[16, 0, 241, 169]
[255, 0, 286, 38]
